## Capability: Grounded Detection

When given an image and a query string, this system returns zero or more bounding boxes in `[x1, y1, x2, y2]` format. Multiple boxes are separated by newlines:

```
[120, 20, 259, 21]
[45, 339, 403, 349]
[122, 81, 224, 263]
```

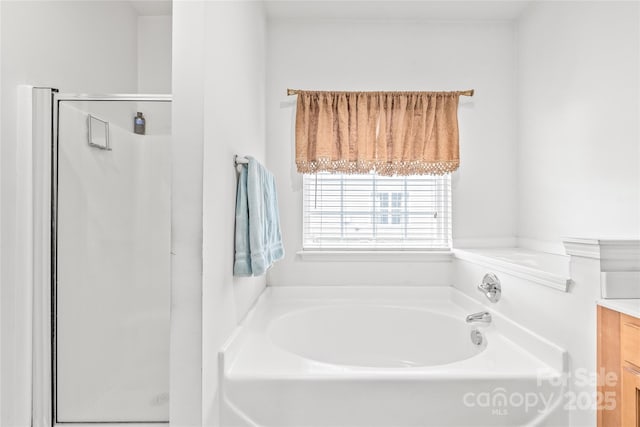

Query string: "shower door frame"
[32, 89, 172, 427]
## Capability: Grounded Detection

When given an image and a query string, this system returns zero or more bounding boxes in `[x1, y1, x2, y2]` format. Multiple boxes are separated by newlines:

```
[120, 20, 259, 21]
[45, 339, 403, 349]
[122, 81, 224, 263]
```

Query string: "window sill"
[296, 250, 453, 262]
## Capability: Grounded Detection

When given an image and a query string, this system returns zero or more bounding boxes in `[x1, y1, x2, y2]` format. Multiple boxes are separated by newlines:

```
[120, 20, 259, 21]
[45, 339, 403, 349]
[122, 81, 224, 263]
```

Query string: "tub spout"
[465, 311, 492, 324]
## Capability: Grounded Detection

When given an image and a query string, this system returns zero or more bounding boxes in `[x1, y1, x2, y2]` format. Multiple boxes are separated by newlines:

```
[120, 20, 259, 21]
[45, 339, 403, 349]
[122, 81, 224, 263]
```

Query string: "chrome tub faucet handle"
[478, 273, 501, 303]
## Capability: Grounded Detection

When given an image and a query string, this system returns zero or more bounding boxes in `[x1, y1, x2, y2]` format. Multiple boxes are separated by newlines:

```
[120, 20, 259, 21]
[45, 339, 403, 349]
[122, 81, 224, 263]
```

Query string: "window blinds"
[303, 173, 451, 249]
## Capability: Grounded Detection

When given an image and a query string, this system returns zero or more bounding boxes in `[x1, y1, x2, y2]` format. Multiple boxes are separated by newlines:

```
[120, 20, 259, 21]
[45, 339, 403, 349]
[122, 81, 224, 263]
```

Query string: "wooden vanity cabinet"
[598, 306, 640, 427]
[621, 313, 640, 426]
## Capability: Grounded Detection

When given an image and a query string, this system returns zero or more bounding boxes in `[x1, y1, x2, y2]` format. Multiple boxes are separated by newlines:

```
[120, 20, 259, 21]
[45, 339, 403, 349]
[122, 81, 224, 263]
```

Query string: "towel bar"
[235, 155, 249, 166]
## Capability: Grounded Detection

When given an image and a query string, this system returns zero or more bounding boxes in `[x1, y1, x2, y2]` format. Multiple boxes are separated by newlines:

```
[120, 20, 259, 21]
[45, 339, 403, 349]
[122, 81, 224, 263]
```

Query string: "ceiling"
[126, 0, 532, 21]
[129, 0, 172, 16]
[265, 0, 533, 21]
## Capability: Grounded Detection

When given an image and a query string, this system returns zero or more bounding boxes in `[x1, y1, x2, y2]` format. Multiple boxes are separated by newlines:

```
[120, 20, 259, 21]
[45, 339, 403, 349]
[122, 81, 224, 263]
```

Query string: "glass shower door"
[55, 98, 171, 423]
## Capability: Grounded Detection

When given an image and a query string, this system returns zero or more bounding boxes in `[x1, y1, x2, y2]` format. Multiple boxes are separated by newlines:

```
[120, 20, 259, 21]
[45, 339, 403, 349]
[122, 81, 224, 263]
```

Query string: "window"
[303, 173, 451, 250]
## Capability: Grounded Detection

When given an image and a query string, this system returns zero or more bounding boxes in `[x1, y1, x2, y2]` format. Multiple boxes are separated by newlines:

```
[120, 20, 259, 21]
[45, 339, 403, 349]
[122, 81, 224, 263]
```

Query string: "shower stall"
[30, 88, 172, 426]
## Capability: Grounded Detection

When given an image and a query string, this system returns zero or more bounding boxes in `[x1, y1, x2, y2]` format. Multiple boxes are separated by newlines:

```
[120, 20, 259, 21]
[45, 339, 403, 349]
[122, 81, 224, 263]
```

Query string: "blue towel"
[233, 157, 284, 276]
[233, 164, 252, 276]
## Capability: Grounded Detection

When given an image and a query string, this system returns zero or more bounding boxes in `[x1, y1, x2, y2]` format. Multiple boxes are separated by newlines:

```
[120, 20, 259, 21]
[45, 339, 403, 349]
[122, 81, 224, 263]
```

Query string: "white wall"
[266, 19, 517, 286]
[450, 5, 640, 426]
[0, 2, 139, 425]
[170, 2, 204, 425]
[172, 1, 268, 425]
[138, 15, 172, 93]
[516, 1, 640, 250]
[201, 1, 267, 424]
[0, 3, 3, 423]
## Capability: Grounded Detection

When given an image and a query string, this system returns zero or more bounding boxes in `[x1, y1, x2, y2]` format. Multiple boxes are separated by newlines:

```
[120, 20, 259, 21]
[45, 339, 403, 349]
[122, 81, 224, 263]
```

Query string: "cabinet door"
[599, 306, 622, 427]
[622, 364, 640, 427]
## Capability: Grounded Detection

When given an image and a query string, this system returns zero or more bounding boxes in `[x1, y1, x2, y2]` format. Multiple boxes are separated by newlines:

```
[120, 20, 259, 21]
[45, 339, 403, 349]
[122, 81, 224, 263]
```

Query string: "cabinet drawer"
[622, 314, 640, 368]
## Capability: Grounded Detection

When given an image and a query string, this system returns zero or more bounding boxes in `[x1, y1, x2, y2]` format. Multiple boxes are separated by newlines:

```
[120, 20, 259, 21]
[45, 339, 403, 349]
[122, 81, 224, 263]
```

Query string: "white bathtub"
[269, 305, 484, 368]
[219, 286, 567, 427]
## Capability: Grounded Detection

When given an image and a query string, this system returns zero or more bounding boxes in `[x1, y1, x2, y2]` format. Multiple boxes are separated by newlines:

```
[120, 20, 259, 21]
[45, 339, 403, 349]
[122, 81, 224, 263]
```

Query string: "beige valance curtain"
[295, 90, 464, 176]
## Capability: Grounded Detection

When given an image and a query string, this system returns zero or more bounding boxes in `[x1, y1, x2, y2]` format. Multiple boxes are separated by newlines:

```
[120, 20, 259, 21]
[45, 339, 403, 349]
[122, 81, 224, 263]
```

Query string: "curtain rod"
[287, 88, 475, 97]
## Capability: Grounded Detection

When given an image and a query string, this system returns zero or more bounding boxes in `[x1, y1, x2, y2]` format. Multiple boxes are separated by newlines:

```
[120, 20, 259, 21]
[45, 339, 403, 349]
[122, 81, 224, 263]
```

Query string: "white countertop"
[598, 299, 640, 319]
